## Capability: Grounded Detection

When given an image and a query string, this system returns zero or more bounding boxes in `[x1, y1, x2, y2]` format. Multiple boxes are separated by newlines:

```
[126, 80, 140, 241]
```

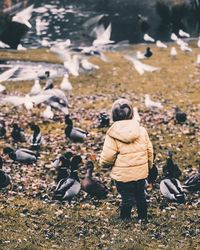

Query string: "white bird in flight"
[0, 41, 10, 49]
[144, 94, 163, 110]
[92, 23, 114, 46]
[124, 55, 160, 75]
[12, 4, 33, 28]
[81, 58, 99, 70]
[0, 66, 19, 83]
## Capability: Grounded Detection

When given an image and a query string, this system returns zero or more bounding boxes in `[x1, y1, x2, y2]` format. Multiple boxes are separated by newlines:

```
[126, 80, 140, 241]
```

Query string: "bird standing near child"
[82, 161, 108, 199]
[53, 155, 82, 202]
[160, 152, 185, 203]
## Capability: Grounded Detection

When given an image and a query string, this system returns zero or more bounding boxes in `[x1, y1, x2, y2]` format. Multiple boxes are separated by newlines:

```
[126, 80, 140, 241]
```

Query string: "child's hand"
[146, 183, 153, 191]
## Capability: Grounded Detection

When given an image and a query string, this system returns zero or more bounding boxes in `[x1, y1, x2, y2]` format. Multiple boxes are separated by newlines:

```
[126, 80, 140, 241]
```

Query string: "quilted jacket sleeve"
[99, 134, 118, 168]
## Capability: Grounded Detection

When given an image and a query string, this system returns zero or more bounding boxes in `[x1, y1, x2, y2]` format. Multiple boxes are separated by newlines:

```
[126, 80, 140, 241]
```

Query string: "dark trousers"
[115, 179, 147, 220]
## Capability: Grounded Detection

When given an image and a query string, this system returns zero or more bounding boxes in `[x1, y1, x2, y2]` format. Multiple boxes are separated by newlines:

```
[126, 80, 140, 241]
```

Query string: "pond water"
[20, 0, 200, 48]
[1, 0, 200, 81]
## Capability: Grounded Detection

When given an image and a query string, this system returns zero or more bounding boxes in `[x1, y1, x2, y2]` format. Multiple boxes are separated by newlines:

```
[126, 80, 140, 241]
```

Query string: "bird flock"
[0, 5, 199, 213]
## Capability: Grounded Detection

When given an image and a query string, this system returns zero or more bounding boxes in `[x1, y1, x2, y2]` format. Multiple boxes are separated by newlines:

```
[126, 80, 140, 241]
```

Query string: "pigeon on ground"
[144, 94, 163, 110]
[174, 107, 187, 124]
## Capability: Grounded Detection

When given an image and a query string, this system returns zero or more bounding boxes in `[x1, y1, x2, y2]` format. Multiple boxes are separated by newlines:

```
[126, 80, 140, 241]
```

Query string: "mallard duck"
[52, 151, 74, 169]
[64, 115, 87, 143]
[3, 147, 38, 164]
[81, 161, 108, 199]
[53, 155, 82, 202]
[160, 178, 185, 203]
[28, 124, 44, 150]
[98, 112, 110, 128]
[163, 151, 181, 179]
[11, 123, 26, 143]
[183, 164, 200, 192]
[0, 120, 6, 139]
[55, 155, 72, 183]
[184, 174, 200, 192]
[0, 157, 11, 189]
[160, 152, 185, 203]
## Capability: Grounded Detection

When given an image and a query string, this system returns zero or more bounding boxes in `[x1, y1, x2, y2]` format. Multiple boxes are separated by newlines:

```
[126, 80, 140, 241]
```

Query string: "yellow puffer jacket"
[99, 119, 153, 182]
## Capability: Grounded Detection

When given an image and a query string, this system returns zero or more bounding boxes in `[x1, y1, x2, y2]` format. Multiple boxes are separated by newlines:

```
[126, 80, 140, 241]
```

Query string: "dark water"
[19, 0, 200, 48]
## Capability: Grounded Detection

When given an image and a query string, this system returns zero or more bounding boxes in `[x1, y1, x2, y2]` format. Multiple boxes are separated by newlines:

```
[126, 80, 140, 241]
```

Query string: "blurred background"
[0, 0, 200, 48]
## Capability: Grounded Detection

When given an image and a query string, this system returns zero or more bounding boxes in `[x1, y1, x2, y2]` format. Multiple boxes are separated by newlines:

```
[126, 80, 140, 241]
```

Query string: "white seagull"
[63, 54, 80, 76]
[0, 66, 19, 83]
[30, 79, 42, 96]
[144, 94, 163, 110]
[197, 37, 200, 48]
[92, 23, 114, 46]
[144, 33, 155, 42]
[0, 84, 6, 93]
[136, 51, 146, 60]
[133, 107, 141, 123]
[156, 40, 167, 49]
[12, 4, 34, 28]
[0, 41, 10, 49]
[41, 105, 54, 120]
[196, 54, 200, 66]
[179, 29, 190, 38]
[180, 44, 192, 52]
[81, 58, 99, 70]
[60, 74, 73, 91]
[170, 33, 178, 41]
[17, 44, 27, 51]
[170, 47, 177, 58]
[124, 55, 160, 75]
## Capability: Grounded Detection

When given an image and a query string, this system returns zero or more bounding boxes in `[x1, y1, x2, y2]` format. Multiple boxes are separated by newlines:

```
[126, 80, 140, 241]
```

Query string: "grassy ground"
[0, 41, 200, 250]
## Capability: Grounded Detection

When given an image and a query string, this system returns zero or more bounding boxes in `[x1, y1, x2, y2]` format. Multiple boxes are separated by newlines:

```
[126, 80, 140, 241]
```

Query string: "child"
[100, 98, 153, 222]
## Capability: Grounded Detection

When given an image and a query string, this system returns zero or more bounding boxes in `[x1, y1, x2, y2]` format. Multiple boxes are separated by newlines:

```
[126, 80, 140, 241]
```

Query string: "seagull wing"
[0, 95, 26, 106]
[0, 66, 19, 83]
[12, 5, 33, 28]
[141, 62, 160, 72]
[83, 14, 104, 29]
[124, 55, 144, 75]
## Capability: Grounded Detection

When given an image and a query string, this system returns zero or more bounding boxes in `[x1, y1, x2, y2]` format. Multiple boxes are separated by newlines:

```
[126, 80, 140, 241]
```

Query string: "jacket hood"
[107, 119, 140, 143]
